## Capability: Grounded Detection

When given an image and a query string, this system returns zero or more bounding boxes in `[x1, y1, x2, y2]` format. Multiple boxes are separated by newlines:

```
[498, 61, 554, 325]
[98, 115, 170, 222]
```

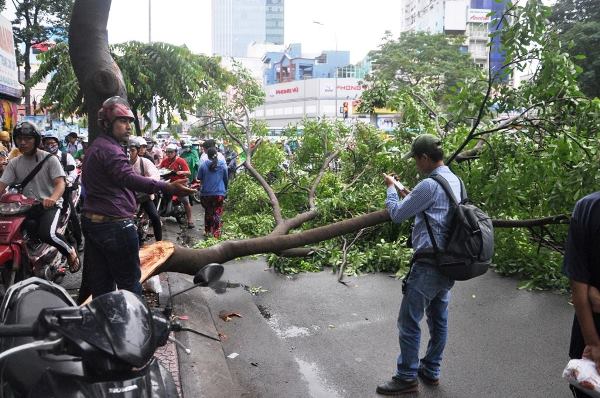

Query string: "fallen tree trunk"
[155, 211, 571, 276]
[160, 210, 392, 274]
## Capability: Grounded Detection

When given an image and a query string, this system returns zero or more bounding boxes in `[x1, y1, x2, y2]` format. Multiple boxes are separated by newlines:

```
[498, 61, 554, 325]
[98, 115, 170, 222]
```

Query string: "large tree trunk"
[161, 210, 392, 274]
[69, 0, 126, 142]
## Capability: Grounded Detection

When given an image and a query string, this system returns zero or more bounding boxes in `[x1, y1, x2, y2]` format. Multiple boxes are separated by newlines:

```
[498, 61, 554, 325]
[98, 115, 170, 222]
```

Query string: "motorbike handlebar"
[0, 323, 36, 337]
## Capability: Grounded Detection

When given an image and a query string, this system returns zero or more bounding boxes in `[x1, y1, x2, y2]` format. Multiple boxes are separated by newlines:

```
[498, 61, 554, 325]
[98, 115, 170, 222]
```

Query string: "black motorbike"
[0, 264, 224, 397]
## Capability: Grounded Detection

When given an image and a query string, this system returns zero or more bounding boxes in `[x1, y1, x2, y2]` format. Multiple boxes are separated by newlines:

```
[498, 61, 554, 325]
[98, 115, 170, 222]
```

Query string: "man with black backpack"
[377, 134, 465, 395]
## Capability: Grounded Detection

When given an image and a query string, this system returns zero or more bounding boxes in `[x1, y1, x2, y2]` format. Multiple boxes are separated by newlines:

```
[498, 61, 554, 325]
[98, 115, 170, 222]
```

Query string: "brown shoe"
[376, 377, 418, 395]
[417, 368, 439, 386]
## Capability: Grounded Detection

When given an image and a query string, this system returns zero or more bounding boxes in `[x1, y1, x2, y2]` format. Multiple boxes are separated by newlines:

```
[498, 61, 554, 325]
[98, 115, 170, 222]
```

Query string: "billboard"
[468, 9, 492, 23]
[0, 15, 20, 99]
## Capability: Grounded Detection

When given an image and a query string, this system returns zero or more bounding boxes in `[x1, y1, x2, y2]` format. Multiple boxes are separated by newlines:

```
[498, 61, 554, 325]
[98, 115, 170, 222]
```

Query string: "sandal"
[68, 250, 81, 273]
[187, 223, 195, 229]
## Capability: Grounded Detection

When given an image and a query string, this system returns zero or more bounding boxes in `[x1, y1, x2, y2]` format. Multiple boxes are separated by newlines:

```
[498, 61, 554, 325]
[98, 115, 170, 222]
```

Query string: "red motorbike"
[0, 183, 80, 294]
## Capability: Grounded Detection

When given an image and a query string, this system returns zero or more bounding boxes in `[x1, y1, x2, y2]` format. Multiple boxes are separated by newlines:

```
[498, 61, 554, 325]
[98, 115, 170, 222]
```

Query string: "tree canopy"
[11, 0, 73, 114]
[359, 32, 483, 113]
[28, 41, 231, 137]
[550, 0, 600, 98]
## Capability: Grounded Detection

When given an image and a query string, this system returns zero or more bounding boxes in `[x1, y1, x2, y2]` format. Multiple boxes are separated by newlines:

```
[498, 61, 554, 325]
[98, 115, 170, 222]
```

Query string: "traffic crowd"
[0, 97, 231, 303]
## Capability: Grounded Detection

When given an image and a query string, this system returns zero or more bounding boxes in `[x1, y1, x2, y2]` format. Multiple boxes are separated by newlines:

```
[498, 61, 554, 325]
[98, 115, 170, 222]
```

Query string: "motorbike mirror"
[193, 264, 224, 286]
[163, 264, 224, 318]
[64, 165, 75, 172]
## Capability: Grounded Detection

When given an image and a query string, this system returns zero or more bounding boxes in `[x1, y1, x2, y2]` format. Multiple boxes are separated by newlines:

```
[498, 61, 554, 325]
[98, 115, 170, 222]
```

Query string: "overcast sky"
[107, 0, 403, 63]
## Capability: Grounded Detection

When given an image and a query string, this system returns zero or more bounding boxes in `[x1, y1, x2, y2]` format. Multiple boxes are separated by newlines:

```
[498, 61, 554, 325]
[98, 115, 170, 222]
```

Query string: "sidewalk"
[153, 206, 240, 397]
[161, 272, 240, 398]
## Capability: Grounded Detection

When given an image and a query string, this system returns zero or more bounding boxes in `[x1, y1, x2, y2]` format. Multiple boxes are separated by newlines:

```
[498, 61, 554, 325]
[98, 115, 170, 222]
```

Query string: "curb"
[167, 272, 240, 398]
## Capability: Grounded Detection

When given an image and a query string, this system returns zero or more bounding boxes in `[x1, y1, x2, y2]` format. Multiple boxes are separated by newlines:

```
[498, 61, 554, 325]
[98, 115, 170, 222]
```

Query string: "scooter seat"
[1, 289, 82, 394]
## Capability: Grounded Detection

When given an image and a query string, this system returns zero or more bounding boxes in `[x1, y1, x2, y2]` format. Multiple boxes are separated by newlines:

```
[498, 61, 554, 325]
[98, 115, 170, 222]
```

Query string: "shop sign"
[0, 15, 21, 99]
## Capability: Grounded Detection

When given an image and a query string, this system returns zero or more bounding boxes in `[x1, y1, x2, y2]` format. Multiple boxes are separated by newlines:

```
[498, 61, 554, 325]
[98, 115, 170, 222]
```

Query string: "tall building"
[265, 0, 284, 45]
[212, 0, 284, 58]
[401, 0, 507, 73]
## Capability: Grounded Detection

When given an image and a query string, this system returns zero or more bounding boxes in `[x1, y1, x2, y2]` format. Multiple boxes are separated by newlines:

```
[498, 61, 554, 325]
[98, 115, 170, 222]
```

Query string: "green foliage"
[226, 173, 271, 216]
[360, 31, 483, 112]
[560, 21, 600, 98]
[12, 0, 73, 65]
[28, 41, 232, 134]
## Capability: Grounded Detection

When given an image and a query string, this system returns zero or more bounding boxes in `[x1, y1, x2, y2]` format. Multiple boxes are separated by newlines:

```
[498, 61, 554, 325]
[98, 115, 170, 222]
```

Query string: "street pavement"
[203, 257, 574, 398]
[61, 203, 576, 397]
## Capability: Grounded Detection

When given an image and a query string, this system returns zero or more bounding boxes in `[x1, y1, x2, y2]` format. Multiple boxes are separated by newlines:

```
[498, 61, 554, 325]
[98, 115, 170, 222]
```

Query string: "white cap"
[165, 143, 178, 151]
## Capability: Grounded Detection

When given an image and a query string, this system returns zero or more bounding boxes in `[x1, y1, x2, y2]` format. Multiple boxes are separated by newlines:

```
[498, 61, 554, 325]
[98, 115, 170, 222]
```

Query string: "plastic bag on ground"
[563, 358, 600, 398]
[143, 275, 163, 294]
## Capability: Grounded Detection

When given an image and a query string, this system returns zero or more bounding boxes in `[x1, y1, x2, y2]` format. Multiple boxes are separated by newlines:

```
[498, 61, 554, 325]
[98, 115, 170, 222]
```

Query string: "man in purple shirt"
[79, 96, 194, 301]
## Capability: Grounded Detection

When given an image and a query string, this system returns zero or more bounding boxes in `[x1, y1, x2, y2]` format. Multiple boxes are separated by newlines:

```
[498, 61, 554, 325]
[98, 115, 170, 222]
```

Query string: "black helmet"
[13, 122, 41, 147]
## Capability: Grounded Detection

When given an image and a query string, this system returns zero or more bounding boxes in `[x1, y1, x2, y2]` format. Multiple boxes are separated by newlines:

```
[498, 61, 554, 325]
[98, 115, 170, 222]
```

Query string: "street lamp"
[312, 21, 338, 121]
[148, 0, 152, 43]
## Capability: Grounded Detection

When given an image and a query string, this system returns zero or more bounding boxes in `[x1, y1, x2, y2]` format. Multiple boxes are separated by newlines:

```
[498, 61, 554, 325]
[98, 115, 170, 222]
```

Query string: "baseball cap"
[402, 134, 442, 160]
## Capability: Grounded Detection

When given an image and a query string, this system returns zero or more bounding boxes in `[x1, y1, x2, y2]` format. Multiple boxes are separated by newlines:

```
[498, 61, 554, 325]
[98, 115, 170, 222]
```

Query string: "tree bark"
[157, 209, 572, 275]
[161, 210, 392, 274]
[69, 0, 126, 142]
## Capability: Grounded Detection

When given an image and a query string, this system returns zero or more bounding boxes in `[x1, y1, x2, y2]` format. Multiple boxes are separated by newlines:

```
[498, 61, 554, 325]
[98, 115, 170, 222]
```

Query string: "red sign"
[275, 87, 299, 95]
[337, 85, 364, 91]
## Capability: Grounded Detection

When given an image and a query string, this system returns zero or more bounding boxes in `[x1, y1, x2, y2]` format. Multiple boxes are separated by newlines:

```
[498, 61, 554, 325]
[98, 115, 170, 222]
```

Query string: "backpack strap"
[20, 153, 53, 190]
[139, 157, 145, 176]
[60, 152, 67, 169]
[429, 174, 464, 206]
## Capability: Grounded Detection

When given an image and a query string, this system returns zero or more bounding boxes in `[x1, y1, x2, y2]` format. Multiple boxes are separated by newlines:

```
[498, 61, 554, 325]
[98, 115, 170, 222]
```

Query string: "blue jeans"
[396, 262, 454, 381]
[81, 217, 142, 298]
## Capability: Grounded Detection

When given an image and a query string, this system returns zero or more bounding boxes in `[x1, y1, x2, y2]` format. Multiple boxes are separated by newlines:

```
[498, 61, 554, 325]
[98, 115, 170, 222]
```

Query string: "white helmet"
[128, 136, 141, 148]
[138, 137, 148, 146]
[165, 144, 178, 152]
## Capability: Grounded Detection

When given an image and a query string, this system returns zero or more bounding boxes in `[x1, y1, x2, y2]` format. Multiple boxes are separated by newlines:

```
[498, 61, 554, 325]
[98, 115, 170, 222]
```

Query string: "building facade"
[251, 78, 367, 129]
[262, 43, 351, 85]
[401, 0, 507, 72]
[212, 0, 284, 58]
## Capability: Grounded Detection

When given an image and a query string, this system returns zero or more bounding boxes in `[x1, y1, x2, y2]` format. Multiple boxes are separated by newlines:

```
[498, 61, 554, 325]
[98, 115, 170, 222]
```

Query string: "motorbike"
[0, 166, 81, 294]
[134, 201, 151, 244]
[0, 264, 224, 397]
[190, 179, 201, 205]
[156, 169, 187, 225]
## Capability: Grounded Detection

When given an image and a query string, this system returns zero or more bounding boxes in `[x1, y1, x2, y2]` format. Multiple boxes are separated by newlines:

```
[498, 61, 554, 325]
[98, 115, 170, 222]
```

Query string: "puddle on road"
[267, 314, 311, 338]
[258, 305, 311, 338]
[294, 358, 343, 398]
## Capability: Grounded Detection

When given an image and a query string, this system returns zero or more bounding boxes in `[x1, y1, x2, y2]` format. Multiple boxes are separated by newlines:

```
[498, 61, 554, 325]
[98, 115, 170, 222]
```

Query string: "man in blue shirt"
[377, 134, 461, 395]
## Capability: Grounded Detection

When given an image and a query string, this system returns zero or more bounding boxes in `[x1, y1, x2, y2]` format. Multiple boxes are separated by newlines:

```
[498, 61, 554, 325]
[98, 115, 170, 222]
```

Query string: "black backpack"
[421, 174, 494, 281]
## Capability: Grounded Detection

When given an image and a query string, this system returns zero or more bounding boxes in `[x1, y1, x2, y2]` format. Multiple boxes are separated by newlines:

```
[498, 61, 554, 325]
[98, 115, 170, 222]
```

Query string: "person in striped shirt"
[377, 134, 462, 396]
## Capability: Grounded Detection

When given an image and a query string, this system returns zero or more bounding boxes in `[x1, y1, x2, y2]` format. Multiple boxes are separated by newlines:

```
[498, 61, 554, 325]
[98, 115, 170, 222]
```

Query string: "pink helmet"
[97, 96, 135, 127]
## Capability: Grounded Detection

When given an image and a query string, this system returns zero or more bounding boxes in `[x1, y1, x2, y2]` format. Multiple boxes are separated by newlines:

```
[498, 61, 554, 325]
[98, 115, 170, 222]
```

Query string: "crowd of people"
[0, 97, 234, 302]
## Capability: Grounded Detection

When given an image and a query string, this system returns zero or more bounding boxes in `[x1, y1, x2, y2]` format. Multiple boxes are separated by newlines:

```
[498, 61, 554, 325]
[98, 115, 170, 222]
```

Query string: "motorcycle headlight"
[0, 202, 32, 215]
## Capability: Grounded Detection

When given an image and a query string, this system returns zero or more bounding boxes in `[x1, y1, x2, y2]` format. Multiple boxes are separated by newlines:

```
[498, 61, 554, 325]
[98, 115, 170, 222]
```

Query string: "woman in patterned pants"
[197, 147, 228, 238]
